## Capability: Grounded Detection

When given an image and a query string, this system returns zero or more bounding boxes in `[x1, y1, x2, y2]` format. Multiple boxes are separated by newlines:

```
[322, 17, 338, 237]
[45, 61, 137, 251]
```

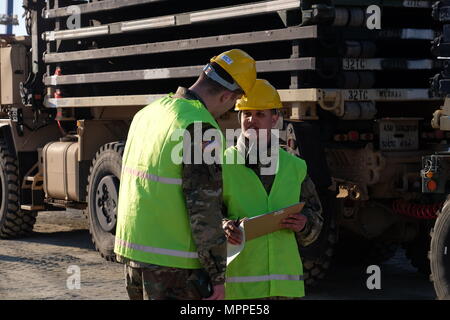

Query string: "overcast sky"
[0, 1, 27, 36]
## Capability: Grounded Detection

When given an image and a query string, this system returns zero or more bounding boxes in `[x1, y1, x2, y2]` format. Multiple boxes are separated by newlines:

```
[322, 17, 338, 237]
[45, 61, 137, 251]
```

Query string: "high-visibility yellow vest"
[223, 146, 307, 299]
[114, 95, 222, 269]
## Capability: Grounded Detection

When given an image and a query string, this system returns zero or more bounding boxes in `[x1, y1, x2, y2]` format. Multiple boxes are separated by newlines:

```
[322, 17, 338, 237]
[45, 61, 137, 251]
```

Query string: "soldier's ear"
[219, 90, 234, 104]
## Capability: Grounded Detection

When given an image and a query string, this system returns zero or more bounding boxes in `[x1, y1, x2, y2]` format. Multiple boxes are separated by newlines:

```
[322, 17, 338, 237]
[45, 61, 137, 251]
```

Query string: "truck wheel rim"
[95, 175, 118, 232]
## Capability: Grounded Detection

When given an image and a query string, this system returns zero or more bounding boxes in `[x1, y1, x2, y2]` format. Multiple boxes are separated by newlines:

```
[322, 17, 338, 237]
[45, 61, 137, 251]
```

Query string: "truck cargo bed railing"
[44, 0, 167, 18]
[44, 58, 316, 86]
[44, 88, 440, 109]
[43, 0, 433, 20]
[43, 0, 301, 41]
[44, 26, 317, 63]
[43, 26, 436, 64]
[44, 57, 441, 86]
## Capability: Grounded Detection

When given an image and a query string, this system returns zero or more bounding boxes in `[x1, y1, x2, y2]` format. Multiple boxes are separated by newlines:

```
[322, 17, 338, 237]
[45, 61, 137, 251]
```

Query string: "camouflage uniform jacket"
[117, 87, 227, 285]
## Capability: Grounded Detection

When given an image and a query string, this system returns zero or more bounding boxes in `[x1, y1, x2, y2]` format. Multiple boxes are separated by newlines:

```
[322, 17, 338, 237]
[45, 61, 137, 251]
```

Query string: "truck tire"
[430, 199, 450, 300]
[0, 139, 36, 238]
[404, 221, 433, 275]
[87, 142, 124, 262]
[300, 217, 337, 287]
[298, 191, 338, 287]
[284, 120, 335, 287]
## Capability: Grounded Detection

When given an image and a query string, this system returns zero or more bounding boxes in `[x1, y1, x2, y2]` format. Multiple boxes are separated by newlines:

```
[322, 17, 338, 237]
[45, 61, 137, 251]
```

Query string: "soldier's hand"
[280, 213, 307, 232]
[223, 219, 243, 245]
[204, 284, 225, 300]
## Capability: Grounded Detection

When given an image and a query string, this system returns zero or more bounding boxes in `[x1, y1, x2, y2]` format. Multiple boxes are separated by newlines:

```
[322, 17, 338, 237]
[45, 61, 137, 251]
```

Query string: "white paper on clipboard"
[226, 223, 245, 264]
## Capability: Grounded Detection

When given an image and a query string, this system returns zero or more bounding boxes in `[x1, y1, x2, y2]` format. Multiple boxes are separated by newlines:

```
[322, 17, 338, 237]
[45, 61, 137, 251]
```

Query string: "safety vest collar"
[226, 146, 284, 201]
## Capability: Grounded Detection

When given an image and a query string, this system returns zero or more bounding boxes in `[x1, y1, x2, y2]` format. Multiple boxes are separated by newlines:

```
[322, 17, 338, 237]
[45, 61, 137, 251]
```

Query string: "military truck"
[420, 0, 450, 300]
[0, 0, 444, 287]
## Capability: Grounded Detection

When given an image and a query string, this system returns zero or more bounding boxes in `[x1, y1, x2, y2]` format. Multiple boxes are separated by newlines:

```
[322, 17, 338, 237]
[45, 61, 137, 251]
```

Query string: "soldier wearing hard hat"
[115, 49, 256, 300]
[222, 79, 323, 300]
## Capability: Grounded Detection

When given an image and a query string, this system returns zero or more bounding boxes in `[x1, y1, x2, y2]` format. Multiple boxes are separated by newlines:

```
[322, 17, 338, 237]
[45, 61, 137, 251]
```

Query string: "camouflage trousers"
[124, 265, 203, 300]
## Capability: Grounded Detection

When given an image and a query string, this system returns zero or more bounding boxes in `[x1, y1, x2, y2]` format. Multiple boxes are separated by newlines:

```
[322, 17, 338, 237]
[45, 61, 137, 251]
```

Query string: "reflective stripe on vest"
[227, 274, 304, 283]
[123, 166, 182, 185]
[116, 238, 198, 259]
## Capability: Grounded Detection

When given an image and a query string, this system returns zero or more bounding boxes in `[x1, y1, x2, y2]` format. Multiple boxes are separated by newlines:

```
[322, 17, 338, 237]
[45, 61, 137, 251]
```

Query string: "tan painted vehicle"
[0, 0, 444, 287]
[421, 101, 450, 300]
[420, 0, 450, 300]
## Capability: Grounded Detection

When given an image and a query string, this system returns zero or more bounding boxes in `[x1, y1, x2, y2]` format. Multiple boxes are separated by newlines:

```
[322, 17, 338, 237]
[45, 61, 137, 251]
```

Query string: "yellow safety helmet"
[205, 49, 256, 96]
[235, 79, 282, 111]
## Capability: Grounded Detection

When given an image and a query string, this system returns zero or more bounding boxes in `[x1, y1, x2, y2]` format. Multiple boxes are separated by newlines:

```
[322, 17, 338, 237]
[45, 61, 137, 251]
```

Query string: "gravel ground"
[0, 210, 437, 300]
[0, 210, 126, 300]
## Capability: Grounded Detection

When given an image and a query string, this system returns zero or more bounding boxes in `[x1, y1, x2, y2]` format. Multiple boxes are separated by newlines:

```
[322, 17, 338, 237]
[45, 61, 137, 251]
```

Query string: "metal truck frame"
[419, 0, 450, 300]
[0, 0, 444, 288]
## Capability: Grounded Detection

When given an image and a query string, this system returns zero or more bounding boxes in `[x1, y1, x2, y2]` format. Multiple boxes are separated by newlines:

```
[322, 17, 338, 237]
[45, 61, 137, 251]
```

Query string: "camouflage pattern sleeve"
[297, 175, 324, 247]
[182, 123, 227, 286]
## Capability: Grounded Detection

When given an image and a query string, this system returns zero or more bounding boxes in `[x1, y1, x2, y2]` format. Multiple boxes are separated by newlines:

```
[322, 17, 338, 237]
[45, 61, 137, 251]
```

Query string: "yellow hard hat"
[235, 79, 282, 111]
[206, 49, 256, 95]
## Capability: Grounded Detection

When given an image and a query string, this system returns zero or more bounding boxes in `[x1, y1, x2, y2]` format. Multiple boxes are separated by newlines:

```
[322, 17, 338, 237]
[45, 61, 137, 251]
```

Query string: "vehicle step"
[24, 176, 43, 182]
[20, 205, 45, 211]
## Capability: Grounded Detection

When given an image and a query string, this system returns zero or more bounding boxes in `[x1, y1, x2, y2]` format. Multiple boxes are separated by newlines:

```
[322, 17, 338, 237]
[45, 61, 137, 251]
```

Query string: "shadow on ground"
[304, 248, 436, 300]
[10, 229, 95, 250]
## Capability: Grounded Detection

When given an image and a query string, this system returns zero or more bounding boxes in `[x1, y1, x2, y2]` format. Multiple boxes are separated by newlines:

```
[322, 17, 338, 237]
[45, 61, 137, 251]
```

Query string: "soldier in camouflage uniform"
[119, 99, 227, 300]
[223, 151, 323, 301]
[115, 49, 257, 300]
[223, 79, 323, 299]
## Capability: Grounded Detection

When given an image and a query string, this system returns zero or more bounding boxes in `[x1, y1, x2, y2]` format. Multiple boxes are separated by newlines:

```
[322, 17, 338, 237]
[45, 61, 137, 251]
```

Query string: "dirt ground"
[0, 210, 126, 300]
[0, 210, 437, 300]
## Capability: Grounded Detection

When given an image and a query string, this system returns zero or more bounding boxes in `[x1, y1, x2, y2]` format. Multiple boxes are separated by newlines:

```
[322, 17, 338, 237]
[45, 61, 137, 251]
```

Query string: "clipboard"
[243, 202, 305, 241]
